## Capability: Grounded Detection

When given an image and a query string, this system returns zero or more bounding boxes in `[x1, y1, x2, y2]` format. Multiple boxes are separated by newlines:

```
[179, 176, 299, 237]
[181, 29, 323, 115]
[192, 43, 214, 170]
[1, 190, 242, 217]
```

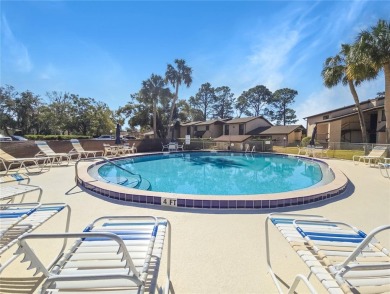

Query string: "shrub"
[25, 135, 91, 140]
[300, 136, 318, 146]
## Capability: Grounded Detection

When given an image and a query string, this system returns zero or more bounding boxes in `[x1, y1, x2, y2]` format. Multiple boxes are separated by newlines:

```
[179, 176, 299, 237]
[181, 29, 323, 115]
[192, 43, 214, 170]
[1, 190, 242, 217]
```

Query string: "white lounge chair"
[35, 141, 77, 164]
[297, 145, 305, 155]
[0, 202, 70, 273]
[123, 142, 137, 154]
[353, 146, 387, 166]
[70, 139, 103, 158]
[0, 173, 43, 203]
[168, 142, 177, 151]
[379, 158, 390, 178]
[16, 215, 171, 293]
[0, 148, 52, 174]
[103, 143, 119, 157]
[266, 213, 390, 294]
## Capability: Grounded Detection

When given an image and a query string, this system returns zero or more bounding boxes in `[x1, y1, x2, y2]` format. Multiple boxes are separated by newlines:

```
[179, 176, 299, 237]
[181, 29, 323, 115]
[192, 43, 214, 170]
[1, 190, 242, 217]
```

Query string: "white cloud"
[39, 63, 59, 80]
[295, 86, 351, 125]
[208, 3, 322, 95]
[1, 15, 33, 73]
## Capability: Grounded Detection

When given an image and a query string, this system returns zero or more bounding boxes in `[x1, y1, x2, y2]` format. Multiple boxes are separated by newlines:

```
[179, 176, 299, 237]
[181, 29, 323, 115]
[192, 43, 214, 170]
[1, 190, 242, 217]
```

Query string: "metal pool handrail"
[75, 156, 142, 185]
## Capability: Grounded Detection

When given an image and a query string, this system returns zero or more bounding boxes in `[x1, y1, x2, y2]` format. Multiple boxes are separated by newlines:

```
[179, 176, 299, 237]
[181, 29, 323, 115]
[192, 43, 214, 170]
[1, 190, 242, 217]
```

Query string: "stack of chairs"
[265, 213, 390, 293]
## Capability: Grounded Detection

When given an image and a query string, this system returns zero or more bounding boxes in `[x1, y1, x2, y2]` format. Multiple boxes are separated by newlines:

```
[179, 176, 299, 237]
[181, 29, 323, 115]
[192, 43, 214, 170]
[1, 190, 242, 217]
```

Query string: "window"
[323, 115, 329, 120]
[382, 110, 386, 122]
[187, 126, 190, 135]
[194, 126, 198, 131]
[225, 125, 229, 135]
[206, 125, 209, 131]
[239, 124, 244, 135]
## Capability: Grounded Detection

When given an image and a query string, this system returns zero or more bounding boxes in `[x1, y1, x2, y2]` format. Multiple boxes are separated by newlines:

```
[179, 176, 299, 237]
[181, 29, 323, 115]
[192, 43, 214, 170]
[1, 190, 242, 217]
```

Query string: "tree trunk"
[168, 84, 179, 140]
[153, 98, 157, 140]
[348, 80, 368, 144]
[384, 62, 390, 144]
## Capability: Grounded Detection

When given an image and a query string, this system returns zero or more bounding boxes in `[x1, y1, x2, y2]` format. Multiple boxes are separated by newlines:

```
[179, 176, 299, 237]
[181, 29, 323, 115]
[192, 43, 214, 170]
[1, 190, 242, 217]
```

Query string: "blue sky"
[1, 0, 388, 126]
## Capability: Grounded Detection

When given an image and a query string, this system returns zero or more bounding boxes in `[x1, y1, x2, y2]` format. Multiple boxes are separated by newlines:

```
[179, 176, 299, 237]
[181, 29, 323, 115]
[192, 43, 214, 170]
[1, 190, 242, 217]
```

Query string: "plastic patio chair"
[162, 142, 169, 151]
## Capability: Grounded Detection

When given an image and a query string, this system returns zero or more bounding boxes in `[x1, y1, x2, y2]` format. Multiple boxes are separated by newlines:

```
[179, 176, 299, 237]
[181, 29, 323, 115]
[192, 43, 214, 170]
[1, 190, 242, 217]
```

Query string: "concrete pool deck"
[1, 157, 389, 293]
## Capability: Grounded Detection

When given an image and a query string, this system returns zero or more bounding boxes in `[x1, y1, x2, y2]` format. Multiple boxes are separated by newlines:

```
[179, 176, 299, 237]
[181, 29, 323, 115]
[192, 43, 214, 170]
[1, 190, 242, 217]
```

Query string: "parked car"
[11, 135, 28, 141]
[0, 134, 12, 141]
[123, 135, 137, 140]
[94, 135, 114, 140]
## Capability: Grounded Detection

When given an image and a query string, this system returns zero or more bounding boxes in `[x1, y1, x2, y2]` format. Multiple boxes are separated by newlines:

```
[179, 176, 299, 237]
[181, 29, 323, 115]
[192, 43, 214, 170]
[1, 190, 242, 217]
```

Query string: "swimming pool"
[96, 152, 332, 195]
[77, 151, 348, 209]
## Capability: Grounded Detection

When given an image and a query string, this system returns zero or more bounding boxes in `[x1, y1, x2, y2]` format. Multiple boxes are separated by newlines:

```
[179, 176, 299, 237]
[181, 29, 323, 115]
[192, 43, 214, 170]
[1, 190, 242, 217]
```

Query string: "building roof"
[224, 116, 260, 124]
[316, 105, 384, 124]
[195, 119, 225, 126]
[213, 135, 252, 142]
[304, 97, 384, 119]
[248, 125, 305, 135]
[180, 121, 202, 126]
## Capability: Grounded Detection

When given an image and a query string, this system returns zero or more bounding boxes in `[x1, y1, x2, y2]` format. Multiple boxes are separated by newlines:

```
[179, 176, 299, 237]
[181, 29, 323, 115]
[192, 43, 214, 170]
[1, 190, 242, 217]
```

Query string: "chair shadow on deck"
[0, 276, 45, 293]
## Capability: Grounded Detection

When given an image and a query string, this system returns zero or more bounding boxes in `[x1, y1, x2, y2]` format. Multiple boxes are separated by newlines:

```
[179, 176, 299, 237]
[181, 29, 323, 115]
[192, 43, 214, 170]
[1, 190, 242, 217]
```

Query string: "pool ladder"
[75, 156, 151, 190]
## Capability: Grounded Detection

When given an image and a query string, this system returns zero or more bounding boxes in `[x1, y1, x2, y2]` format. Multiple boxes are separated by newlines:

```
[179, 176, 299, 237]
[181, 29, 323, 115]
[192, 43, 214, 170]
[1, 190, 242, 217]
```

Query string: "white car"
[94, 135, 114, 140]
[0, 134, 12, 141]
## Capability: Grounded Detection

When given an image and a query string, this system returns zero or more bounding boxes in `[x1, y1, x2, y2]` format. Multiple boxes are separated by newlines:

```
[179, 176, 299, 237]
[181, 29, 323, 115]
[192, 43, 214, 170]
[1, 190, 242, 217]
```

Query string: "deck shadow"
[0, 276, 45, 293]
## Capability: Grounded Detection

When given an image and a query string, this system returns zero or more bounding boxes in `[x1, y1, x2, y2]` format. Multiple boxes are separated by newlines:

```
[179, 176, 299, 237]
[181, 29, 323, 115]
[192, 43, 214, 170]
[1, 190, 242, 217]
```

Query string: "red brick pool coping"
[76, 152, 348, 209]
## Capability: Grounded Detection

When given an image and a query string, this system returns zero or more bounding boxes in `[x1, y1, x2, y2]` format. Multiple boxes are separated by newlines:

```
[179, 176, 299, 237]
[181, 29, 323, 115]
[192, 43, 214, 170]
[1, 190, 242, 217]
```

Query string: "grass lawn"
[272, 146, 365, 161]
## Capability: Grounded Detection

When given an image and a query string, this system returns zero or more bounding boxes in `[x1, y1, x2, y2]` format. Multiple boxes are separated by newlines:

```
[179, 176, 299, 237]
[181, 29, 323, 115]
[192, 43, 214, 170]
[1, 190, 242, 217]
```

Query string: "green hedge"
[25, 135, 91, 140]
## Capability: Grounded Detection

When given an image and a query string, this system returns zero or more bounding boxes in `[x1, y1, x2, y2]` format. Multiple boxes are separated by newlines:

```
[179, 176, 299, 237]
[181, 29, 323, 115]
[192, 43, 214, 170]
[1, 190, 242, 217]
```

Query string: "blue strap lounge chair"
[0, 202, 71, 272]
[15, 215, 171, 293]
[265, 213, 390, 294]
[0, 173, 43, 203]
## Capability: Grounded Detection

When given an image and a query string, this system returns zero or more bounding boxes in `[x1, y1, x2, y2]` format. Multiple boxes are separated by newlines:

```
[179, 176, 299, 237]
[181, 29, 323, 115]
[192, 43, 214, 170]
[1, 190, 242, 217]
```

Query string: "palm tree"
[353, 19, 390, 143]
[165, 59, 193, 139]
[321, 44, 376, 144]
[140, 74, 166, 139]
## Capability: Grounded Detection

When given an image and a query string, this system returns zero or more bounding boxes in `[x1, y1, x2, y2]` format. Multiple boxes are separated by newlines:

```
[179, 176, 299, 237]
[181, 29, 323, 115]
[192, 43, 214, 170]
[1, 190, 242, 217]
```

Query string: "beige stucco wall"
[209, 124, 223, 138]
[226, 118, 271, 135]
[329, 120, 342, 147]
[179, 125, 198, 138]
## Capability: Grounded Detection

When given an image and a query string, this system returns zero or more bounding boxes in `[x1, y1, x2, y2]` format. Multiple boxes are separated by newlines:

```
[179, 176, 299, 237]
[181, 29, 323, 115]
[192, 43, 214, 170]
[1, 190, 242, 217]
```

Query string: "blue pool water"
[97, 152, 329, 195]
